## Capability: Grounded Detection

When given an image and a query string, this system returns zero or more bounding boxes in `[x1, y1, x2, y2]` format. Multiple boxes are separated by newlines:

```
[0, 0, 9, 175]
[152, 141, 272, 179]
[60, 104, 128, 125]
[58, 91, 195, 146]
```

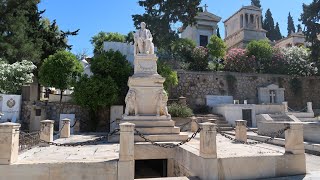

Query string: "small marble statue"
[157, 90, 169, 117]
[134, 22, 155, 55]
[124, 89, 138, 116]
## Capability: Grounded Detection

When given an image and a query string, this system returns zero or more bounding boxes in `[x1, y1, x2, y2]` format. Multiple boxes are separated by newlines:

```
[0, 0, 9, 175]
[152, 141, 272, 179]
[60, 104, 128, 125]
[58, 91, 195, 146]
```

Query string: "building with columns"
[181, 6, 221, 47]
[224, 5, 267, 50]
[275, 30, 307, 48]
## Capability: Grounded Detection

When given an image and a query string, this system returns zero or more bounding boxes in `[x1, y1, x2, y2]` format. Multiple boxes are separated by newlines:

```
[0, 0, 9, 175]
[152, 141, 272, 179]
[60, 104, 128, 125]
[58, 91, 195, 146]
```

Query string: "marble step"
[135, 127, 181, 134]
[120, 120, 175, 127]
[108, 133, 189, 143]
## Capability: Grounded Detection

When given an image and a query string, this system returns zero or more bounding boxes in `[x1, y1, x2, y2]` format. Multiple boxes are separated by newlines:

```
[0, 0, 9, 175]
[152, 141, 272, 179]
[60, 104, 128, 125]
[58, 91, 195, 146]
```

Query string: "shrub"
[0, 59, 36, 94]
[157, 62, 178, 91]
[168, 103, 193, 118]
[282, 46, 318, 76]
[263, 48, 289, 74]
[224, 48, 256, 73]
[246, 40, 273, 72]
[207, 35, 227, 59]
[171, 38, 196, 63]
[189, 46, 209, 71]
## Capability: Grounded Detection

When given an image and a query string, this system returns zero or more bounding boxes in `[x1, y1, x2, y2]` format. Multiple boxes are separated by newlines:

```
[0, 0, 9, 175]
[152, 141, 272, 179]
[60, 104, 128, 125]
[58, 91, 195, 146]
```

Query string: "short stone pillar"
[235, 120, 247, 143]
[283, 102, 289, 113]
[191, 117, 198, 132]
[60, 118, 70, 138]
[40, 120, 54, 146]
[285, 123, 304, 154]
[178, 97, 187, 106]
[243, 100, 248, 104]
[199, 122, 217, 159]
[307, 102, 313, 113]
[0, 123, 21, 165]
[118, 122, 135, 180]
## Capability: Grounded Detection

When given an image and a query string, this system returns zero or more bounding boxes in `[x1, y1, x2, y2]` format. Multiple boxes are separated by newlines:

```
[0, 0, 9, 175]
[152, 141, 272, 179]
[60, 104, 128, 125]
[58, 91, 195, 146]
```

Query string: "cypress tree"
[287, 12, 296, 36]
[217, 28, 221, 38]
[263, 9, 276, 41]
[274, 22, 283, 41]
[251, 0, 261, 8]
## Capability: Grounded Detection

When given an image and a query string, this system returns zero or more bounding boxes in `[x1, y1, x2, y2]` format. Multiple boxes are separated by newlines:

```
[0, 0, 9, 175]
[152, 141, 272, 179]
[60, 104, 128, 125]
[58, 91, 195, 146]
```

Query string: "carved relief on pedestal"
[124, 89, 138, 116]
[156, 89, 170, 117]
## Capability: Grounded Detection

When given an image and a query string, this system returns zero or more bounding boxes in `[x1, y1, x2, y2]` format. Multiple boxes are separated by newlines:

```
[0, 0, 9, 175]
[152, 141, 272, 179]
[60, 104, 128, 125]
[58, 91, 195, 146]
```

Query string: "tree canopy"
[207, 35, 226, 60]
[251, 0, 261, 8]
[132, 0, 201, 50]
[263, 9, 277, 41]
[287, 12, 296, 36]
[91, 32, 126, 55]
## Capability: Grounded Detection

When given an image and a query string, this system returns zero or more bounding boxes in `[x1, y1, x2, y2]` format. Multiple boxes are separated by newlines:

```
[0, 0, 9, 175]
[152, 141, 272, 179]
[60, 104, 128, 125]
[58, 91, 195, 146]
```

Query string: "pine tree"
[274, 23, 283, 41]
[287, 12, 296, 36]
[217, 28, 221, 38]
[263, 9, 277, 41]
[251, 0, 261, 8]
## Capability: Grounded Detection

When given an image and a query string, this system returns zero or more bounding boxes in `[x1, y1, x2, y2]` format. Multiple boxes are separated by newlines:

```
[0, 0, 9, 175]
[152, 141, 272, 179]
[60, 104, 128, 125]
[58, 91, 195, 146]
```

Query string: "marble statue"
[124, 89, 138, 116]
[134, 22, 155, 55]
[157, 90, 169, 117]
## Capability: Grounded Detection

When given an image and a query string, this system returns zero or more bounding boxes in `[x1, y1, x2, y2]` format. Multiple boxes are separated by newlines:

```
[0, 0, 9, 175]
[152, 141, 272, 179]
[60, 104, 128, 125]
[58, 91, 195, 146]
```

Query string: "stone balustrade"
[235, 120, 247, 142]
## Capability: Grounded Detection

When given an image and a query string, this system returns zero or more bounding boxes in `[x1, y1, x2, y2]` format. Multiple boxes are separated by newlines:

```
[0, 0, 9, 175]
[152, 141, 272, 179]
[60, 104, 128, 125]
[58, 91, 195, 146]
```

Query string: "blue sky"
[38, 0, 312, 56]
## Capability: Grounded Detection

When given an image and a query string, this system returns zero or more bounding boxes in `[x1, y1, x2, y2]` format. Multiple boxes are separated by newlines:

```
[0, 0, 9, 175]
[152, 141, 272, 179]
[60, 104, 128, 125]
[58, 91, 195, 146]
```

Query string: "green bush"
[157, 62, 178, 91]
[168, 103, 193, 118]
[189, 46, 209, 71]
[246, 40, 273, 72]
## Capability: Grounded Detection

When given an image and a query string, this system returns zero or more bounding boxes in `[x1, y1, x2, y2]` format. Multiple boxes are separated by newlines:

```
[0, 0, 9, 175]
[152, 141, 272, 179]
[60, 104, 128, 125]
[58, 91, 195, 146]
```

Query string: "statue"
[124, 89, 138, 116]
[134, 22, 155, 55]
[157, 90, 170, 117]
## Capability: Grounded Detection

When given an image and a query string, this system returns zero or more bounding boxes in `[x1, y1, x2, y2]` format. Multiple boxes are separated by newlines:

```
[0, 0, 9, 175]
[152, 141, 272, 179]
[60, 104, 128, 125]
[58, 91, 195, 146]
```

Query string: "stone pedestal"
[200, 123, 217, 158]
[40, 120, 54, 146]
[191, 117, 199, 132]
[118, 123, 135, 180]
[285, 123, 304, 154]
[0, 123, 20, 165]
[235, 120, 247, 142]
[60, 118, 70, 138]
[307, 102, 313, 113]
[283, 102, 288, 113]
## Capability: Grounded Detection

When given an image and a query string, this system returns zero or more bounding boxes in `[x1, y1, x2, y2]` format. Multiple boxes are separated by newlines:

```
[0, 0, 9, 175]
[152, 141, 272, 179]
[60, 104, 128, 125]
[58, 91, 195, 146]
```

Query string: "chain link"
[135, 128, 202, 148]
[217, 126, 290, 145]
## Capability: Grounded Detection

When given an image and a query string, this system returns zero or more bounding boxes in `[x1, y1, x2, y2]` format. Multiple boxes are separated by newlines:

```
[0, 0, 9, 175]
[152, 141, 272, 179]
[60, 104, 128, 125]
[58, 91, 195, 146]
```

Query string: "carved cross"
[269, 90, 276, 103]
[204, 4, 208, 12]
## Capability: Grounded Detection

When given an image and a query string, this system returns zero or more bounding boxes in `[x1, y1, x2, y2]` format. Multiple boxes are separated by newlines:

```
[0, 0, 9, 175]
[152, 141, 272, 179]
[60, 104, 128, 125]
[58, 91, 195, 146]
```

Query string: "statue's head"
[140, 22, 146, 29]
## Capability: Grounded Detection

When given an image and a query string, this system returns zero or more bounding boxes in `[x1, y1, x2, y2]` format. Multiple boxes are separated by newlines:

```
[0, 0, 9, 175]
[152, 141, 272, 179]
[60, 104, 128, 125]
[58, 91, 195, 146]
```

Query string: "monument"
[114, 22, 187, 142]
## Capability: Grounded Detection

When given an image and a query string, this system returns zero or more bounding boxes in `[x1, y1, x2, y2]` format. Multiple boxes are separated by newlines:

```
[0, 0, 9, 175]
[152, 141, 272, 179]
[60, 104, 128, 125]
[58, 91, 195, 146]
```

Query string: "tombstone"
[0, 94, 22, 122]
[258, 84, 285, 104]
[59, 114, 75, 134]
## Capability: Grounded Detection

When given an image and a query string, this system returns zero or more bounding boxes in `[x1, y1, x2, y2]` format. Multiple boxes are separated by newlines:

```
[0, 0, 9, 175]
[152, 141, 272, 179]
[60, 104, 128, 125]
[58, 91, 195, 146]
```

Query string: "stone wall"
[169, 71, 320, 109]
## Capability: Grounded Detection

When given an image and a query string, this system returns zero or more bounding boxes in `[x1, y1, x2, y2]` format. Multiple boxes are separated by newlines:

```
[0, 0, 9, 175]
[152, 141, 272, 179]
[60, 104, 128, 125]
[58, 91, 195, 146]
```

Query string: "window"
[200, 35, 208, 47]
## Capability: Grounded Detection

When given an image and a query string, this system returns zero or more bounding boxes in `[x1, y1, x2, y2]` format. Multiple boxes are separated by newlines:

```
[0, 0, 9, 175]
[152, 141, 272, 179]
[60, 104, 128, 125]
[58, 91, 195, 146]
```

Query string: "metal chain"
[134, 127, 202, 148]
[245, 124, 259, 134]
[40, 128, 120, 147]
[54, 121, 66, 135]
[217, 126, 290, 145]
[176, 120, 192, 130]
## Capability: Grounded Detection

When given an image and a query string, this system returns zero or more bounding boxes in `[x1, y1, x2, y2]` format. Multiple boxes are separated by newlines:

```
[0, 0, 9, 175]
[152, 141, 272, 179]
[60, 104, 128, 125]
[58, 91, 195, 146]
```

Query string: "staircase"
[196, 114, 233, 131]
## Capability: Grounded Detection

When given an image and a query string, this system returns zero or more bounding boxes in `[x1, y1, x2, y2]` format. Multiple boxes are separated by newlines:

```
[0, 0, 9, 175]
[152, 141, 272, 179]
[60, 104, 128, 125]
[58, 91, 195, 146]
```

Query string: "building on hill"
[275, 30, 307, 48]
[224, 5, 267, 50]
[180, 5, 221, 47]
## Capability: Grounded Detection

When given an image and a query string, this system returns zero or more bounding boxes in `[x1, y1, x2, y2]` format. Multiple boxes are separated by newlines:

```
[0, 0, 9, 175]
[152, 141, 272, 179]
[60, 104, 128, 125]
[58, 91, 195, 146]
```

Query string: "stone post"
[0, 123, 20, 165]
[191, 117, 198, 132]
[118, 122, 135, 180]
[235, 120, 247, 142]
[285, 123, 304, 155]
[243, 100, 248, 104]
[199, 122, 217, 159]
[60, 118, 70, 138]
[283, 102, 288, 113]
[307, 102, 313, 113]
[178, 97, 187, 106]
[40, 120, 54, 146]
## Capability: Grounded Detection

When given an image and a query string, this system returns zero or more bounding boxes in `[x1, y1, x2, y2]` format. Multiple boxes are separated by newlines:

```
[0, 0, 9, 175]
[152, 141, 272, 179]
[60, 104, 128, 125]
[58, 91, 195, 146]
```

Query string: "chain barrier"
[54, 121, 66, 136]
[19, 131, 41, 153]
[245, 124, 259, 134]
[134, 127, 202, 148]
[288, 106, 307, 112]
[176, 120, 192, 131]
[39, 128, 120, 147]
[217, 126, 290, 145]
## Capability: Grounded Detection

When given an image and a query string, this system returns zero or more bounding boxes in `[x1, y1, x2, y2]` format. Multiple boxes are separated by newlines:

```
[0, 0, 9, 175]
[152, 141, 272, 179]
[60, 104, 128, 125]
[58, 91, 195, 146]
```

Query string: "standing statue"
[157, 90, 170, 117]
[134, 22, 155, 55]
[124, 89, 138, 116]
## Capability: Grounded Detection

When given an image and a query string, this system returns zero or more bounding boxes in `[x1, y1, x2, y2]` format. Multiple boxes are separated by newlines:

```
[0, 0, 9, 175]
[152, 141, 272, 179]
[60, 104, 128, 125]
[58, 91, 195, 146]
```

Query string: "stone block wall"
[169, 71, 320, 110]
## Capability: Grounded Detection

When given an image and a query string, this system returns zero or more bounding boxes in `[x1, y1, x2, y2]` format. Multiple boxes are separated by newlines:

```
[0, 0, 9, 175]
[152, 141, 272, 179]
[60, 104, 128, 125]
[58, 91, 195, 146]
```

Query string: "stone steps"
[299, 118, 319, 122]
[108, 133, 189, 143]
[122, 120, 175, 127]
[135, 177, 200, 180]
[135, 127, 181, 134]
[217, 127, 234, 131]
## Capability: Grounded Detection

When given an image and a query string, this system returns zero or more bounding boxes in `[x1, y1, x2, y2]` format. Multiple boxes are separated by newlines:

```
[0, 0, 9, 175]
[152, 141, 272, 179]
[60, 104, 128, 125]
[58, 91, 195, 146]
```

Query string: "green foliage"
[217, 28, 221, 38]
[39, 51, 83, 92]
[132, 0, 201, 50]
[126, 31, 135, 44]
[251, 0, 261, 8]
[207, 35, 226, 59]
[289, 78, 302, 95]
[168, 103, 193, 118]
[274, 22, 283, 41]
[72, 75, 118, 111]
[157, 62, 178, 91]
[300, 0, 320, 69]
[0, 0, 79, 66]
[263, 9, 279, 41]
[189, 46, 209, 71]
[246, 40, 273, 72]
[90, 50, 132, 103]
[225, 48, 256, 73]
[171, 38, 196, 63]
[0, 59, 36, 94]
[91, 32, 126, 55]
[287, 12, 296, 36]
